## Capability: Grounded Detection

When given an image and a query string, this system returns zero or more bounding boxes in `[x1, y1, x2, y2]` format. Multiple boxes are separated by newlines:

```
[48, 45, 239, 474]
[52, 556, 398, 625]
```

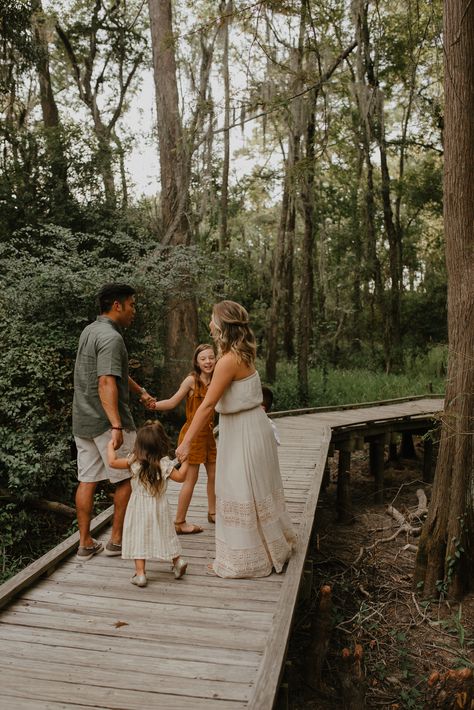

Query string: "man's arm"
[98, 375, 123, 449]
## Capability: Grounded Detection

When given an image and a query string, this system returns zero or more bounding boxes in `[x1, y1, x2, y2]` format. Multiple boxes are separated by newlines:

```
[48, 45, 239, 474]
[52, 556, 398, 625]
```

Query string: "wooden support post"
[276, 682, 288, 710]
[337, 449, 354, 523]
[276, 661, 293, 710]
[400, 431, 417, 459]
[322, 458, 331, 490]
[422, 435, 434, 483]
[301, 560, 314, 602]
[369, 437, 385, 504]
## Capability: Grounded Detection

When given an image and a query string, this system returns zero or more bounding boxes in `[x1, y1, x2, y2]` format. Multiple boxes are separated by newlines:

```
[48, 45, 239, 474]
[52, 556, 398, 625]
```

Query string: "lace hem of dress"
[214, 532, 295, 578]
[217, 487, 289, 528]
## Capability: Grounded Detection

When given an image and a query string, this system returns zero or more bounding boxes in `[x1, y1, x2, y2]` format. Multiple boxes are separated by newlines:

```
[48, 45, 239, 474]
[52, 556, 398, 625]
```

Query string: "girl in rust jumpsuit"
[151, 344, 217, 533]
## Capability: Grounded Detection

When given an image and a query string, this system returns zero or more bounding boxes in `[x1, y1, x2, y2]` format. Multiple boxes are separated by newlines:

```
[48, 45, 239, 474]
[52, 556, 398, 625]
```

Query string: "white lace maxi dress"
[213, 371, 296, 578]
[121, 457, 182, 561]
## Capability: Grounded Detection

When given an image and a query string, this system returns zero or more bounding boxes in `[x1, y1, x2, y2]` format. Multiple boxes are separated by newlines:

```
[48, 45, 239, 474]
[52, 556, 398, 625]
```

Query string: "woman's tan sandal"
[207, 512, 216, 524]
[174, 520, 203, 535]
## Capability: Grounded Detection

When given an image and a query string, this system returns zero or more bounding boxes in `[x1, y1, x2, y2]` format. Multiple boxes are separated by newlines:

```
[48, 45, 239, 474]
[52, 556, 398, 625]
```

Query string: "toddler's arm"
[107, 440, 131, 470]
[169, 460, 188, 483]
[152, 376, 194, 411]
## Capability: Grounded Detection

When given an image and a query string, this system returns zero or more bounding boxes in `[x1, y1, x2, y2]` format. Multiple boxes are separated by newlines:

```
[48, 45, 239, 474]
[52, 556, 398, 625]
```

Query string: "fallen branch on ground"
[0, 487, 76, 518]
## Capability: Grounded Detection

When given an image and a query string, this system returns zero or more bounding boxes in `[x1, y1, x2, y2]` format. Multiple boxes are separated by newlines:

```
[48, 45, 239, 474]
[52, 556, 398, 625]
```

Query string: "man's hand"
[111, 428, 124, 450]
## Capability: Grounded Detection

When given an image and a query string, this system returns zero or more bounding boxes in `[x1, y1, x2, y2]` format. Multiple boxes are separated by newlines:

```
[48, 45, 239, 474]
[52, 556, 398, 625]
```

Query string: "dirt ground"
[285, 438, 474, 710]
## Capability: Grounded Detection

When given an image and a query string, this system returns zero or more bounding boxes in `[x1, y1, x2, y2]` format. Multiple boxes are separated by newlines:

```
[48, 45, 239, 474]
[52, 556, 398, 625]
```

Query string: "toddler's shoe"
[172, 557, 188, 579]
[131, 574, 147, 587]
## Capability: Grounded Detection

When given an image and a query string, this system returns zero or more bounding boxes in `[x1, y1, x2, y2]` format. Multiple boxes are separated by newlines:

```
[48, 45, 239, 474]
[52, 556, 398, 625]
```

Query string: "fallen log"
[0, 488, 76, 518]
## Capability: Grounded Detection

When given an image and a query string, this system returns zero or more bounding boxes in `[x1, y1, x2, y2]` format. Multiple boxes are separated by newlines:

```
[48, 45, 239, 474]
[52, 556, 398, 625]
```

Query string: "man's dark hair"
[261, 385, 274, 412]
[97, 283, 136, 313]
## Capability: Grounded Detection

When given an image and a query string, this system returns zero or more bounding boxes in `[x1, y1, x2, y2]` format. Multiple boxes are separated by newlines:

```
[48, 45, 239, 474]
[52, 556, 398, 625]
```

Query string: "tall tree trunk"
[352, 0, 384, 360]
[31, 0, 70, 212]
[148, 0, 197, 394]
[375, 91, 402, 372]
[298, 108, 316, 405]
[265, 172, 289, 383]
[218, 0, 231, 252]
[414, 0, 474, 599]
[283, 193, 296, 360]
[94, 121, 117, 208]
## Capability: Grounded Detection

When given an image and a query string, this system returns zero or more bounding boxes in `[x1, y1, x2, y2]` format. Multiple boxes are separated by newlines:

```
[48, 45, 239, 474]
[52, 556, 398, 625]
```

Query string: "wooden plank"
[0, 623, 262, 667]
[0, 670, 247, 709]
[17, 587, 273, 631]
[2, 654, 253, 702]
[0, 696, 100, 710]
[36, 577, 277, 612]
[0, 606, 268, 652]
[0, 635, 258, 683]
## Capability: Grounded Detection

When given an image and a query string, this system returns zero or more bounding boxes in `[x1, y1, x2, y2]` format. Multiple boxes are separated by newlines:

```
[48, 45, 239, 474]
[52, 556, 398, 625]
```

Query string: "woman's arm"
[152, 376, 194, 411]
[107, 440, 131, 470]
[176, 355, 238, 459]
[128, 375, 153, 404]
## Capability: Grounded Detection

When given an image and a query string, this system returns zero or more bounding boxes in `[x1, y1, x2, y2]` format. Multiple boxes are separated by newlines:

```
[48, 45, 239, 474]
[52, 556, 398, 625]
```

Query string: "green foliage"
[264, 360, 445, 413]
[0, 225, 229, 505]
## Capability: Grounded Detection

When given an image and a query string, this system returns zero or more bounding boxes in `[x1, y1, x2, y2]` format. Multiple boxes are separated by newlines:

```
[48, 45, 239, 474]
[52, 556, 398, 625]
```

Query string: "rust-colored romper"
[177, 375, 217, 465]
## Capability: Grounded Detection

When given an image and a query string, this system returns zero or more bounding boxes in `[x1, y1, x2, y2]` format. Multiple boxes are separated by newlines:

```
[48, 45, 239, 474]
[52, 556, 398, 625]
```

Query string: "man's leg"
[76, 481, 98, 548]
[110, 478, 131, 544]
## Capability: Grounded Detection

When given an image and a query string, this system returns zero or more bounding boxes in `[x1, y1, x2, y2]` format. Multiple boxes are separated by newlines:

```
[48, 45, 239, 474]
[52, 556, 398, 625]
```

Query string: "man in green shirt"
[73, 283, 153, 560]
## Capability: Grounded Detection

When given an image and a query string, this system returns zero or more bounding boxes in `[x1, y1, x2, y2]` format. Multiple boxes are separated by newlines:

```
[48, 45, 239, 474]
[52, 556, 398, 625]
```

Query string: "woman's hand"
[176, 440, 190, 463]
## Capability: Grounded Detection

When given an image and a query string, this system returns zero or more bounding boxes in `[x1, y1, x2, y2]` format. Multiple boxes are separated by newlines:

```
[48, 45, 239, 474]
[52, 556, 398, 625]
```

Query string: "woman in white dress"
[176, 301, 296, 578]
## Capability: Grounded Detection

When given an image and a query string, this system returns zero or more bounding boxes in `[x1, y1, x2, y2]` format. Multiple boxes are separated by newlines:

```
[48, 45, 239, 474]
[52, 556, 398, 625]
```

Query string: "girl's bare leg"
[206, 462, 216, 517]
[174, 464, 201, 533]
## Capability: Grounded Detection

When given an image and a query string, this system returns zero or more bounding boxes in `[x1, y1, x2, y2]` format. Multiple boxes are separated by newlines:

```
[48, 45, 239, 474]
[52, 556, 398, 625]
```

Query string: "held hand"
[111, 428, 124, 450]
[140, 391, 154, 406]
[145, 398, 157, 410]
[175, 440, 190, 463]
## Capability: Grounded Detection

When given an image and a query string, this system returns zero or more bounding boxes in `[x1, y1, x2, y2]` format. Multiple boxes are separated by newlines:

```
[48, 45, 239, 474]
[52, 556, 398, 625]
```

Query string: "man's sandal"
[174, 520, 203, 535]
[207, 512, 216, 524]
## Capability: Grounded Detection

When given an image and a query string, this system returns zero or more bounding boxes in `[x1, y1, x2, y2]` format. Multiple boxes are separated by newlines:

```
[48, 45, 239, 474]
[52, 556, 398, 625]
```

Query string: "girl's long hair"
[211, 301, 256, 366]
[191, 343, 216, 378]
[131, 421, 171, 496]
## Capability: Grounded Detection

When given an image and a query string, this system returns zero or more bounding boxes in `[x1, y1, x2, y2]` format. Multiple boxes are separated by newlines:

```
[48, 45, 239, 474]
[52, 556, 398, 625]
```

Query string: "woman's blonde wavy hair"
[211, 301, 256, 365]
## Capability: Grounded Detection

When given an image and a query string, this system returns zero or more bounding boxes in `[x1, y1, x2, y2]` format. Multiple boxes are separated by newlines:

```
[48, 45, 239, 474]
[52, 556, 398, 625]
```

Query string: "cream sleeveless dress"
[213, 371, 296, 578]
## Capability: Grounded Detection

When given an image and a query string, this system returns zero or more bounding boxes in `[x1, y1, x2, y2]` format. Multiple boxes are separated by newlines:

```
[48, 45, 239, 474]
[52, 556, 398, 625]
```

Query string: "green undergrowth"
[260, 356, 446, 413]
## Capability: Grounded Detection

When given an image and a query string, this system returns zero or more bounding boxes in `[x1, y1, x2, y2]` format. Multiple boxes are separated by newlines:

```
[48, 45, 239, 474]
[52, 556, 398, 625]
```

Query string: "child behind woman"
[107, 421, 188, 587]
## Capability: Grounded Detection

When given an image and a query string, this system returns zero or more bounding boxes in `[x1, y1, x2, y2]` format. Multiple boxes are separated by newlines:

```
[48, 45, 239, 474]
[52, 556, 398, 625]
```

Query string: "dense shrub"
[0, 226, 228, 506]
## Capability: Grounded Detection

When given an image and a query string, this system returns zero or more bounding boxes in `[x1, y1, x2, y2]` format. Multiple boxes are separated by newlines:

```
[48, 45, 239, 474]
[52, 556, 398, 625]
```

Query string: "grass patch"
[259, 358, 446, 412]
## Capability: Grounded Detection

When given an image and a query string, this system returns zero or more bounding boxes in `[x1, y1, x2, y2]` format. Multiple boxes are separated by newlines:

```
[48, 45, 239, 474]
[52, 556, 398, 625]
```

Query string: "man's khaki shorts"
[75, 429, 136, 484]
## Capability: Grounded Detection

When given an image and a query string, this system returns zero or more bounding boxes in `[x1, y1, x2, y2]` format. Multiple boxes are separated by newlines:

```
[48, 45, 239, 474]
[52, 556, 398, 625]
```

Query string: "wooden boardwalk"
[0, 397, 443, 709]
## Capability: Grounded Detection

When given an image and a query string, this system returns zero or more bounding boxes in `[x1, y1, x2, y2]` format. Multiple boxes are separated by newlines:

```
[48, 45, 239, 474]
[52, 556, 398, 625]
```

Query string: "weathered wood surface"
[0, 398, 443, 709]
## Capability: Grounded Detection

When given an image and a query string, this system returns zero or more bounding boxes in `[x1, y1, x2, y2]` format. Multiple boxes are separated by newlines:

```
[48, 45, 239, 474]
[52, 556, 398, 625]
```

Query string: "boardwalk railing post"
[337, 444, 354, 524]
[400, 431, 417, 459]
[369, 435, 385, 504]
[301, 559, 314, 602]
[322, 457, 331, 490]
[422, 434, 434, 482]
